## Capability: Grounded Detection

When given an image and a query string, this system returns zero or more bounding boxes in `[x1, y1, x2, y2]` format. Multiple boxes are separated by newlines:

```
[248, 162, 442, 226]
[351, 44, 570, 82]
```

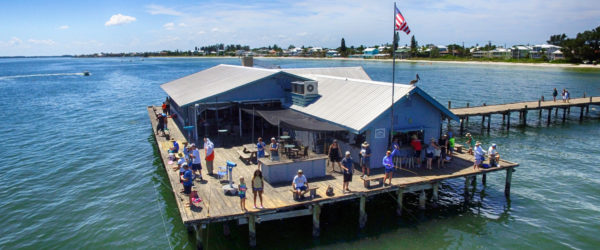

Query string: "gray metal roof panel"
[282, 66, 371, 81]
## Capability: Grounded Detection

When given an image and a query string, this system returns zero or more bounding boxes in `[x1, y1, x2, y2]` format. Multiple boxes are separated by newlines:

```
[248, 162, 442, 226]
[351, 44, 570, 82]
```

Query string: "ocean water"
[0, 57, 599, 249]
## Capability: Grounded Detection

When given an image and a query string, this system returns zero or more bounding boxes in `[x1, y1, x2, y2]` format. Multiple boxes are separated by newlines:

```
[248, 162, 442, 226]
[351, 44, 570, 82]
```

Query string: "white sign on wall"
[374, 128, 386, 139]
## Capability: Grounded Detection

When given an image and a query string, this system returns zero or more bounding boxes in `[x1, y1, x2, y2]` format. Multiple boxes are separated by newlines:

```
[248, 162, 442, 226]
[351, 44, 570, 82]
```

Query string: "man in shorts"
[341, 151, 353, 193]
[292, 169, 309, 198]
[190, 144, 203, 181]
[180, 164, 193, 195]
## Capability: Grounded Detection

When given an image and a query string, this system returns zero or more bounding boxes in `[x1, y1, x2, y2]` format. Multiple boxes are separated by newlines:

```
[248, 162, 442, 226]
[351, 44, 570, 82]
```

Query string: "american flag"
[394, 7, 410, 34]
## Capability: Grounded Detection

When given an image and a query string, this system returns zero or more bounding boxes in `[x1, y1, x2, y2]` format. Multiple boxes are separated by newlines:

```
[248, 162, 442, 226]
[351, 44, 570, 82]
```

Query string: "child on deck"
[239, 177, 248, 212]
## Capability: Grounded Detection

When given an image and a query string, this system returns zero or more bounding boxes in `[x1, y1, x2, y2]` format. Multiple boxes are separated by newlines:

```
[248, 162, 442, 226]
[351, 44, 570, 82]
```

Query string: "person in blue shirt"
[383, 151, 394, 185]
[341, 151, 353, 193]
[180, 164, 193, 195]
[257, 137, 266, 168]
[269, 137, 279, 161]
[169, 138, 179, 153]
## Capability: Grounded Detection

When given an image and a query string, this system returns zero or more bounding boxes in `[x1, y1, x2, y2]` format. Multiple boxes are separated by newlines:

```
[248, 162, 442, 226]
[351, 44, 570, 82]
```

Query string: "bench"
[362, 175, 385, 189]
[290, 187, 319, 200]
[237, 150, 252, 164]
[454, 143, 464, 153]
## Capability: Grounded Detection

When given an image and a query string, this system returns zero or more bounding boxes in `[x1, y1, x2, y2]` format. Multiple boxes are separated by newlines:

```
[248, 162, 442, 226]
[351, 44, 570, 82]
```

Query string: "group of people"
[237, 169, 265, 211]
[552, 88, 571, 103]
[169, 138, 214, 203]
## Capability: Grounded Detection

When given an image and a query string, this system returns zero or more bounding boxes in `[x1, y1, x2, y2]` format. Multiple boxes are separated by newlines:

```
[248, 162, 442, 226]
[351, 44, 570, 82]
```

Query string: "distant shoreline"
[146, 55, 600, 69]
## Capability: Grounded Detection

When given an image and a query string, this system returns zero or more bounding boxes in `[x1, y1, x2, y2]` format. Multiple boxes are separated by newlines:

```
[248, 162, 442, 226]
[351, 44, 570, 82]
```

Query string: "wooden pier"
[147, 106, 519, 248]
[449, 96, 600, 134]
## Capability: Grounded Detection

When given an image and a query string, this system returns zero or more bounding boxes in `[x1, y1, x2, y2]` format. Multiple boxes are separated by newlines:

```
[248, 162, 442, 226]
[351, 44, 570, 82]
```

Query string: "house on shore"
[362, 48, 379, 58]
[160, 64, 457, 169]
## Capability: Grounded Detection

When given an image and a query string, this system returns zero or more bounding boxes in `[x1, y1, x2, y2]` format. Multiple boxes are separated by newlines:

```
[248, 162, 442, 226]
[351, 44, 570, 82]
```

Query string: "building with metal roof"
[160, 64, 457, 169]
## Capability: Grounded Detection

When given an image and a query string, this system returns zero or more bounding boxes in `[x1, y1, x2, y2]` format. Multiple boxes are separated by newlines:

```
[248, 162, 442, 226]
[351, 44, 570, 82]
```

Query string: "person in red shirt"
[410, 135, 422, 167]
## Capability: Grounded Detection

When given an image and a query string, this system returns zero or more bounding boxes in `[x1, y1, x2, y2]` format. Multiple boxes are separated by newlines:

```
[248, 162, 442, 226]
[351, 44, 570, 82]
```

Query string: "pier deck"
[147, 106, 518, 247]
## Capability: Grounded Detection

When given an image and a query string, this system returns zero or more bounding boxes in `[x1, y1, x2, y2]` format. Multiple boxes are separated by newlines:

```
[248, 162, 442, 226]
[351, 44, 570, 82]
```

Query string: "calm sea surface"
[0, 57, 599, 249]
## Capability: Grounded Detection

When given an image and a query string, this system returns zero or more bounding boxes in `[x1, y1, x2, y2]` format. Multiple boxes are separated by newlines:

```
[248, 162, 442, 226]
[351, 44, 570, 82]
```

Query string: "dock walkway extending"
[147, 106, 519, 248]
[449, 96, 600, 133]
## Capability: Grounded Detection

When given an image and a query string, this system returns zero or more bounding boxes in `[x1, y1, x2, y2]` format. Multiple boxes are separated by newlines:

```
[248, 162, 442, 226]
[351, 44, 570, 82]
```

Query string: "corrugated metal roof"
[282, 67, 371, 80]
[289, 74, 413, 133]
[160, 64, 278, 107]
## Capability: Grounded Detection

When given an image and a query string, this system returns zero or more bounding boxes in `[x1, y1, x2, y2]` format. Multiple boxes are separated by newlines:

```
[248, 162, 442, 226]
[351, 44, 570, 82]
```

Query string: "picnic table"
[284, 144, 296, 158]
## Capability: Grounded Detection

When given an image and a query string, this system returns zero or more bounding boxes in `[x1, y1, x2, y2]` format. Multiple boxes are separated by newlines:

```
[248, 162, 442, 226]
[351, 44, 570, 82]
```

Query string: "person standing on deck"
[162, 102, 167, 115]
[190, 144, 203, 181]
[425, 139, 436, 170]
[488, 143, 500, 167]
[465, 133, 475, 155]
[256, 137, 266, 169]
[180, 164, 193, 195]
[473, 141, 486, 170]
[292, 169, 309, 198]
[562, 89, 567, 103]
[252, 169, 264, 209]
[203, 138, 215, 175]
[565, 89, 570, 103]
[182, 141, 189, 160]
[448, 132, 455, 159]
[238, 177, 248, 212]
[341, 151, 353, 193]
[328, 140, 342, 172]
[383, 151, 394, 185]
[359, 141, 371, 177]
[269, 137, 279, 161]
[438, 134, 449, 168]
[410, 135, 422, 167]
[156, 113, 165, 136]
[165, 98, 170, 115]
[553, 88, 558, 102]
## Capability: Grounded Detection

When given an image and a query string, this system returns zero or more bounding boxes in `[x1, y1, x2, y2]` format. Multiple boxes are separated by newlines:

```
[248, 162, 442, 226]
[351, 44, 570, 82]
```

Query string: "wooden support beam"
[555, 107, 558, 117]
[396, 188, 404, 216]
[502, 113, 506, 123]
[419, 189, 426, 210]
[505, 168, 513, 198]
[562, 107, 567, 122]
[460, 118, 464, 135]
[567, 106, 571, 115]
[547, 108, 552, 125]
[486, 115, 491, 132]
[481, 115, 485, 127]
[586, 105, 590, 115]
[432, 182, 439, 202]
[312, 204, 321, 237]
[193, 224, 204, 250]
[359, 195, 367, 229]
[506, 112, 511, 130]
[580, 106, 584, 121]
[249, 214, 256, 247]
[522, 106, 527, 126]
[471, 175, 477, 187]
[482, 174, 487, 186]
[466, 103, 470, 123]
[464, 176, 470, 202]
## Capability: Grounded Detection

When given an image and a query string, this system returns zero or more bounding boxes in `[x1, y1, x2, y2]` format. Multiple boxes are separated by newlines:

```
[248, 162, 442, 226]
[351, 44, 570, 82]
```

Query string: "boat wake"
[0, 72, 85, 80]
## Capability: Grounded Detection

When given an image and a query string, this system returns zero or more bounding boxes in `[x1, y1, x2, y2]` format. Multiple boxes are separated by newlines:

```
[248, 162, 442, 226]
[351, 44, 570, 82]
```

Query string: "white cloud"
[163, 22, 175, 30]
[211, 27, 219, 32]
[146, 4, 183, 16]
[28, 39, 56, 45]
[105, 14, 136, 26]
[178, 23, 186, 27]
[58, 25, 69, 30]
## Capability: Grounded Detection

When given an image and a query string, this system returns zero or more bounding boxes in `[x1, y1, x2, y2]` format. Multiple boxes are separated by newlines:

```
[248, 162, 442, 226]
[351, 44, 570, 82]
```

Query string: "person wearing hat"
[269, 137, 279, 161]
[292, 169, 309, 198]
[473, 141, 486, 170]
[488, 143, 500, 167]
[359, 141, 371, 177]
[383, 151, 394, 185]
[172, 152, 186, 171]
[180, 163, 193, 195]
[341, 151, 353, 193]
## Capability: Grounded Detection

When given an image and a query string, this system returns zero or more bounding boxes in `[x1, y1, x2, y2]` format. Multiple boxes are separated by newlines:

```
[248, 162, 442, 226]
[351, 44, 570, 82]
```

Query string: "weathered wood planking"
[148, 106, 519, 226]
[451, 96, 600, 117]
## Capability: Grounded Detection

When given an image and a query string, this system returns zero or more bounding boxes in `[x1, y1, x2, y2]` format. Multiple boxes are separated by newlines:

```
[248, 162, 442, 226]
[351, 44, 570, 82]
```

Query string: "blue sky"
[0, 0, 598, 56]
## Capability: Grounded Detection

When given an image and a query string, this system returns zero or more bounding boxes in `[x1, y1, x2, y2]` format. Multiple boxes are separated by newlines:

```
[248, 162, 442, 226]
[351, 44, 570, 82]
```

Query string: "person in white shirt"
[292, 169, 309, 198]
[473, 141, 486, 170]
[191, 144, 203, 181]
[488, 144, 500, 167]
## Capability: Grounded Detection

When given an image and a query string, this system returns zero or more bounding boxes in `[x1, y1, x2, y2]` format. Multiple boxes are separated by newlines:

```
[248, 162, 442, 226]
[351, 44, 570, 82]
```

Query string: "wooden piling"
[506, 112, 511, 130]
[193, 224, 204, 250]
[586, 105, 590, 115]
[505, 168, 513, 197]
[567, 106, 571, 115]
[312, 204, 321, 237]
[432, 182, 439, 202]
[466, 103, 470, 123]
[396, 188, 404, 216]
[249, 214, 256, 247]
[464, 176, 470, 202]
[555, 107, 558, 117]
[481, 115, 485, 128]
[562, 108, 567, 122]
[460, 118, 464, 135]
[482, 174, 487, 185]
[547, 108, 552, 125]
[359, 195, 367, 229]
[487, 115, 491, 132]
[419, 189, 426, 210]
[580, 106, 584, 121]
[522, 106, 527, 126]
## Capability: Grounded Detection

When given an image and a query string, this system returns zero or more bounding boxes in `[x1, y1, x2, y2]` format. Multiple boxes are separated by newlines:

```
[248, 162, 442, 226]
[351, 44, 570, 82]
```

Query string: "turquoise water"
[0, 57, 599, 249]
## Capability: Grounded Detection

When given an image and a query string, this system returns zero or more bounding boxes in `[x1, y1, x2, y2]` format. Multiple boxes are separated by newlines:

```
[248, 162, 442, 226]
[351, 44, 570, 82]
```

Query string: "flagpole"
[390, 2, 397, 148]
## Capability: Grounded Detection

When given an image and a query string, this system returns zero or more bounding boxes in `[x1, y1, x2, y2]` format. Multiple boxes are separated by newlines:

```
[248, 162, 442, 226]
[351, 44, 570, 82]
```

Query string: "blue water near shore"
[0, 57, 599, 249]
